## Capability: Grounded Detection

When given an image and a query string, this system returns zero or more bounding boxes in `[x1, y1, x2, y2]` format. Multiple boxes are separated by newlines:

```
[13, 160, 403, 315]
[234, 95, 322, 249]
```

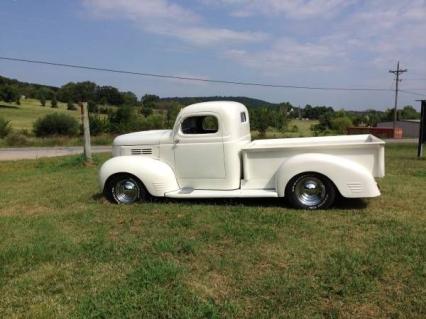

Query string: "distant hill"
[159, 96, 281, 109]
[1, 74, 285, 109]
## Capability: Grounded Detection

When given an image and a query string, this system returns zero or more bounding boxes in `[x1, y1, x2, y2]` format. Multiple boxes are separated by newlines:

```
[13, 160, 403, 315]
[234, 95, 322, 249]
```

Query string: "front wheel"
[286, 173, 336, 210]
[104, 174, 148, 204]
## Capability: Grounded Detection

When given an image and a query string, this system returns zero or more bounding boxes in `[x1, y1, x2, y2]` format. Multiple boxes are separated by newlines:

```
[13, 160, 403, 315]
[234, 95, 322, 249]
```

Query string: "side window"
[181, 115, 219, 134]
[240, 112, 247, 123]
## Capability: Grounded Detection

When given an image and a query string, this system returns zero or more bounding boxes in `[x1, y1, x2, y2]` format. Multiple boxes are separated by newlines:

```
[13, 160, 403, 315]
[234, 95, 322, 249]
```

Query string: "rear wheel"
[104, 174, 148, 204]
[286, 173, 336, 210]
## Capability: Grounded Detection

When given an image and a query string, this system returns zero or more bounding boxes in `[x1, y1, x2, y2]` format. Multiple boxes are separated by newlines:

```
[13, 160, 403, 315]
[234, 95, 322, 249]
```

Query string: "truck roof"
[180, 101, 247, 117]
[178, 101, 250, 140]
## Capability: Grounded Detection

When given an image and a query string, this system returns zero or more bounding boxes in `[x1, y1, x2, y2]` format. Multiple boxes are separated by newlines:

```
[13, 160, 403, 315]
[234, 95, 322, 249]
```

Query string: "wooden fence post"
[79, 102, 92, 162]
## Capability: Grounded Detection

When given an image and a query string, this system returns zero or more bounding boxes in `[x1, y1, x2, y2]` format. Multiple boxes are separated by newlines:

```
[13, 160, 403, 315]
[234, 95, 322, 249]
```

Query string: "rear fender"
[99, 156, 179, 197]
[276, 153, 380, 198]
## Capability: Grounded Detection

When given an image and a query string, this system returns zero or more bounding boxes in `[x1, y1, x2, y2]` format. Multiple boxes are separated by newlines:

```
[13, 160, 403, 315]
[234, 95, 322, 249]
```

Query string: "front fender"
[99, 156, 179, 197]
[276, 153, 380, 198]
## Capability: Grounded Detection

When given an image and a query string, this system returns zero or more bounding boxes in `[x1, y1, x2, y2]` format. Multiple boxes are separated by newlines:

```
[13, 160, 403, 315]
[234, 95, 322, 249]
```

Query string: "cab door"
[173, 113, 226, 189]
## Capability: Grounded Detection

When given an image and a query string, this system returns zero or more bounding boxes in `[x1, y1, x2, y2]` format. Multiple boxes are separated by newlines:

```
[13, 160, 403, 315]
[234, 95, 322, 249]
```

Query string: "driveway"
[0, 146, 111, 161]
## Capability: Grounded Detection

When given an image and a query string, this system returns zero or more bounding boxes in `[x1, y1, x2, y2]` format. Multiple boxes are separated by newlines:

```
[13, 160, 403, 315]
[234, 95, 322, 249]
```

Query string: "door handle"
[174, 138, 180, 144]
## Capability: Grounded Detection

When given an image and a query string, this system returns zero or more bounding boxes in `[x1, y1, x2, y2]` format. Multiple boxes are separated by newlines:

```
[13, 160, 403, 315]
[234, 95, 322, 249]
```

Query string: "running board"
[165, 188, 278, 199]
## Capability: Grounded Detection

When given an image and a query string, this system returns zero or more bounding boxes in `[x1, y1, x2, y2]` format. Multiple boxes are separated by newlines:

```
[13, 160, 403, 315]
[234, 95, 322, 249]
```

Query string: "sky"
[1, 0, 426, 110]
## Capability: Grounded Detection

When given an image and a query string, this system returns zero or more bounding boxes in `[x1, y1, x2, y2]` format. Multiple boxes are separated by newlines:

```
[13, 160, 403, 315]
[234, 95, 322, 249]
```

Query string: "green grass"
[1, 146, 425, 317]
[0, 99, 81, 130]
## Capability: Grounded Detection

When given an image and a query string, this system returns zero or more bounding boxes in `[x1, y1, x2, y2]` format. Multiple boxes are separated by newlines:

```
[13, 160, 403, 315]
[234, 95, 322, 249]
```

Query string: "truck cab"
[100, 101, 385, 209]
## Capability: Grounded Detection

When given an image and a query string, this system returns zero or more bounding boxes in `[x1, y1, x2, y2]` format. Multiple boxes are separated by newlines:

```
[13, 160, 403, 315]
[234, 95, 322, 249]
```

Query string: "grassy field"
[0, 144, 424, 318]
[0, 99, 81, 131]
[252, 119, 317, 139]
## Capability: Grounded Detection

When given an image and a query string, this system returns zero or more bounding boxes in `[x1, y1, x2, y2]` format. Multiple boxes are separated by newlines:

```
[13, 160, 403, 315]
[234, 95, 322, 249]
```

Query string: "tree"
[40, 95, 46, 106]
[165, 103, 181, 128]
[400, 105, 420, 120]
[0, 84, 19, 102]
[57, 81, 96, 103]
[73, 81, 97, 102]
[37, 87, 51, 106]
[95, 85, 123, 105]
[51, 94, 58, 108]
[108, 106, 138, 133]
[67, 100, 76, 110]
[274, 105, 289, 131]
[121, 91, 138, 106]
[142, 94, 159, 107]
[251, 107, 271, 137]
[312, 111, 352, 135]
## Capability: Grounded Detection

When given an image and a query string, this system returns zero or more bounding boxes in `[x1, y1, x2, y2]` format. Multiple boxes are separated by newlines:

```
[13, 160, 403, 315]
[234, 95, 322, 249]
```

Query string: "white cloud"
[203, 0, 354, 19]
[225, 38, 344, 73]
[83, 0, 426, 80]
[83, 0, 267, 46]
[217, 0, 426, 76]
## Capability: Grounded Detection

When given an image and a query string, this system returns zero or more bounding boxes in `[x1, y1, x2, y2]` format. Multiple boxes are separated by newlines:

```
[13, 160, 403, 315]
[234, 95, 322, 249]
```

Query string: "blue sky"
[1, 0, 425, 110]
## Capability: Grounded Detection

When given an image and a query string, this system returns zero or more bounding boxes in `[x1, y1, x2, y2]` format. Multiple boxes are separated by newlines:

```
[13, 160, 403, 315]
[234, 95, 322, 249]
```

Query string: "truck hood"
[113, 130, 173, 146]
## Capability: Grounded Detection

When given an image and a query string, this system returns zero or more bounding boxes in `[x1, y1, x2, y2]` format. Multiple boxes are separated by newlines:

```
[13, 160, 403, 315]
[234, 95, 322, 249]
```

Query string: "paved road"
[0, 146, 112, 161]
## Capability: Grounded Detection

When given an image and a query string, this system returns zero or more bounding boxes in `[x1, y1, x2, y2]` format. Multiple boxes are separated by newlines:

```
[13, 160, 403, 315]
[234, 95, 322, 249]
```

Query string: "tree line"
[0, 75, 421, 138]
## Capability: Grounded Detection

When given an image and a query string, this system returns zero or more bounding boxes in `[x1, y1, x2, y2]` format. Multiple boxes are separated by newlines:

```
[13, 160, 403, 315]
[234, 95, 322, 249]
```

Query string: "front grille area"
[131, 148, 153, 155]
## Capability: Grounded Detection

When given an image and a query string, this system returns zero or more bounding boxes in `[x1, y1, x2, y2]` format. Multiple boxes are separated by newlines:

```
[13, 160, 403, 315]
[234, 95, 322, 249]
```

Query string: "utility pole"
[389, 61, 407, 132]
[79, 102, 92, 163]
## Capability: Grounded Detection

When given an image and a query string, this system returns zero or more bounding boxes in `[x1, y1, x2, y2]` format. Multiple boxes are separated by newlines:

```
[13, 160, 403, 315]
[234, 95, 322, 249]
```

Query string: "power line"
[400, 89, 426, 97]
[0, 56, 404, 94]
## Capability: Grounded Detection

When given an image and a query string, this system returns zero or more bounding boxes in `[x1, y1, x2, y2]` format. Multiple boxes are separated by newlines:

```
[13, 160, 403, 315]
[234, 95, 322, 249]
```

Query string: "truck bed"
[240, 134, 385, 190]
[243, 134, 384, 151]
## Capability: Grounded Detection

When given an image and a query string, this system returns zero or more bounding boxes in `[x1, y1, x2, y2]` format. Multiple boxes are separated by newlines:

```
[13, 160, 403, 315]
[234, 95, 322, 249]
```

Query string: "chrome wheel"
[113, 178, 140, 204]
[294, 176, 326, 207]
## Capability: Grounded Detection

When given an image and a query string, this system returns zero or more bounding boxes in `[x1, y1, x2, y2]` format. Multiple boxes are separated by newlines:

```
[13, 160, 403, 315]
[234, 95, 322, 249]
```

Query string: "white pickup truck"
[99, 101, 385, 209]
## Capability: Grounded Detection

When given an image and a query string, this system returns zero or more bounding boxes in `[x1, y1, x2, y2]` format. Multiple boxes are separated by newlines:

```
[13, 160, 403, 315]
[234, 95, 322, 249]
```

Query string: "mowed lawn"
[0, 99, 81, 131]
[0, 144, 425, 318]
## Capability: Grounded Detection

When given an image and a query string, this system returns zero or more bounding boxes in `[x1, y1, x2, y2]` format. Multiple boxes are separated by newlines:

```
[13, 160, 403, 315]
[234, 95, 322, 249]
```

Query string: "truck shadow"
[92, 193, 368, 210]
[156, 197, 368, 210]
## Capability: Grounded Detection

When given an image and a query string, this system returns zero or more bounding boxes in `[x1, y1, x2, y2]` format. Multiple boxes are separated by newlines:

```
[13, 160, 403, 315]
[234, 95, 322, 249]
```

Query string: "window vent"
[131, 148, 152, 155]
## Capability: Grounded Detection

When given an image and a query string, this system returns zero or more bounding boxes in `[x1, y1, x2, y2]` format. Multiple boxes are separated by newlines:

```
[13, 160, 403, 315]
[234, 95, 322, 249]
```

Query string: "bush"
[67, 100, 77, 110]
[40, 96, 46, 106]
[88, 100, 99, 113]
[330, 116, 353, 134]
[89, 115, 108, 135]
[0, 117, 11, 138]
[99, 107, 109, 114]
[33, 113, 79, 137]
[51, 95, 58, 108]
[5, 132, 29, 146]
